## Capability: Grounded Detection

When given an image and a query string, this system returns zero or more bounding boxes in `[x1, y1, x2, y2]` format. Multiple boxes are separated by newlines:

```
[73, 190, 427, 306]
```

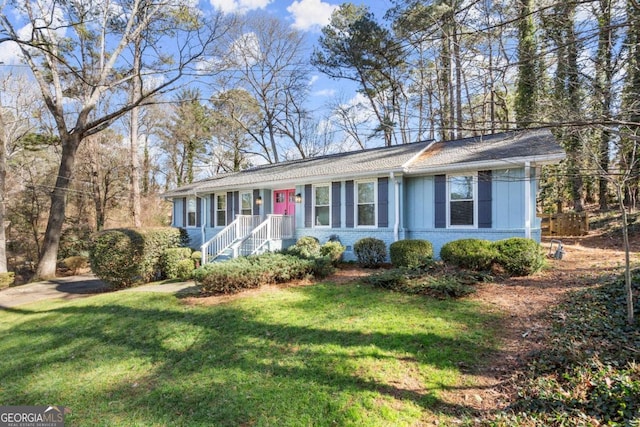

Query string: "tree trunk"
[0, 134, 7, 273]
[130, 39, 142, 228]
[617, 184, 634, 325]
[35, 133, 81, 279]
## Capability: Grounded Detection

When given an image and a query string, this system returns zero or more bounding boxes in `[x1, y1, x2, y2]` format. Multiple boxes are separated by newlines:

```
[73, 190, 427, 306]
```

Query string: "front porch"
[200, 214, 295, 264]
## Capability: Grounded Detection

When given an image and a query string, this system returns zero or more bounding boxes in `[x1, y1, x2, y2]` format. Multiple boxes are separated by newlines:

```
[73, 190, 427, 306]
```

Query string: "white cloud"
[308, 75, 319, 86]
[209, 0, 272, 14]
[0, 41, 22, 65]
[287, 0, 338, 31]
[313, 88, 335, 97]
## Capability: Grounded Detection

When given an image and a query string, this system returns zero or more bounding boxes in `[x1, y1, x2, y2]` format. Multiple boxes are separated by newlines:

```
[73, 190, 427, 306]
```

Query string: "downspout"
[391, 172, 400, 242]
[524, 162, 531, 239]
[194, 191, 206, 250]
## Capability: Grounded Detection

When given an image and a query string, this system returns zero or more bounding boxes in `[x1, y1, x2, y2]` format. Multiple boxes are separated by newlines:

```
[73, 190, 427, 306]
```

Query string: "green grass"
[0, 282, 500, 426]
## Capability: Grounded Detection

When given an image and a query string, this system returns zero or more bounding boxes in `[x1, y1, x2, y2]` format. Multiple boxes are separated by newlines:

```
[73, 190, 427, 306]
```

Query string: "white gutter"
[390, 172, 400, 242]
[524, 161, 531, 239]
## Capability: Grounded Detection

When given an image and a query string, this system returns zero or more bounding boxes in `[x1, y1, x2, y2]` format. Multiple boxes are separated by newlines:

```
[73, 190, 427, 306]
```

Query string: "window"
[216, 194, 226, 226]
[314, 185, 330, 226]
[356, 181, 376, 226]
[186, 197, 197, 227]
[240, 192, 252, 215]
[449, 175, 476, 227]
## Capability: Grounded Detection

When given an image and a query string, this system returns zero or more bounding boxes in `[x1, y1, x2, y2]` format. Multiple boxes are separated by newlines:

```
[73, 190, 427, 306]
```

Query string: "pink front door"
[273, 189, 296, 216]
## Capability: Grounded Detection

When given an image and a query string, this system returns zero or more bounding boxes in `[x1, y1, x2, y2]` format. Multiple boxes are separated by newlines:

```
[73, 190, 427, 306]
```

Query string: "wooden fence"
[538, 212, 589, 236]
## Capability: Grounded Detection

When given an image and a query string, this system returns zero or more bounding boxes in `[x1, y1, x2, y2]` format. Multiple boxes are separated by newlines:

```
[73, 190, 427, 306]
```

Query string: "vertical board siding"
[378, 177, 389, 227]
[332, 182, 341, 228]
[345, 180, 354, 228]
[434, 175, 446, 228]
[478, 171, 492, 228]
[304, 184, 312, 228]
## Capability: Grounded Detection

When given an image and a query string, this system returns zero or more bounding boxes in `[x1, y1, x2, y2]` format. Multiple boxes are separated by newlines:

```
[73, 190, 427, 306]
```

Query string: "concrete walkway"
[0, 274, 198, 309]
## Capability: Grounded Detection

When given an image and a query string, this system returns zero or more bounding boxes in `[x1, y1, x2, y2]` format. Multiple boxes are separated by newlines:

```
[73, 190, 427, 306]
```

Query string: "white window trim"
[186, 196, 197, 228]
[215, 194, 227, 227]
[240, 191, 253, 216]
[313, 183, 331, 228]
[446, 173, 478, 229]
[355, 179, 378, 228]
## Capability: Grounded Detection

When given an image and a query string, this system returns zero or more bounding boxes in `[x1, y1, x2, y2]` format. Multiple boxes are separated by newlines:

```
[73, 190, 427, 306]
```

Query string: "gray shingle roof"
[163, 129, 565, 198]
[162, 140, 431, 197]
[406, 128, 564, 172]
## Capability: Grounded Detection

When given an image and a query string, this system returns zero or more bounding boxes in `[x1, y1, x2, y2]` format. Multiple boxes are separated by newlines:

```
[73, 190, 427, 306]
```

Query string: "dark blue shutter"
[345, 180, 354, 228]
[181, 197, 187, 227]
[378, 177, 389, 228]
[304, 184, 312, 227]
[196, 197, 202, 227]
[434, 175, 446, 228]
[331, 182, 341, 228]
[478, 171, 492, 228]
[209, 194, 215, 227]
[253, 189, 260, 215]
[226, 192, 233, 225]
[233, 191, 239, 218]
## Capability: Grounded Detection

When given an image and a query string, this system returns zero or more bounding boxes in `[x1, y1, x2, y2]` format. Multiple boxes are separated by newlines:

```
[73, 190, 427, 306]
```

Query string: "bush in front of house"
[320, 241, 346, 266]
[161, 247, 193, 280]
[193, 252, 331, 295]
[440, 238, 498, 271]
[353, 237, 387, 268]
[389, 239, 434, 268]
[175, 258, 196, 280]
[492, 237, 545, 276]
[89, 227, 185, 288]
[286, 236, 321, 259]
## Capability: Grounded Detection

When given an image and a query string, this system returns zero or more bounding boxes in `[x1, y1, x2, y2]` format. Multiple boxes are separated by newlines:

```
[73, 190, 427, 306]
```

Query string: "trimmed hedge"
[175, 258, 196, 280]
[89, 227, 185, 288]
[440, 239, 498, 271]
[193, 252, 333, 295]
[161, 247, 193, 280]
[286, 236, 321, 259]
[353, 237, 387, 268]
[320, 241, 346, 266]
[389, 239, 433, 268]
[493, 237, 545, 276]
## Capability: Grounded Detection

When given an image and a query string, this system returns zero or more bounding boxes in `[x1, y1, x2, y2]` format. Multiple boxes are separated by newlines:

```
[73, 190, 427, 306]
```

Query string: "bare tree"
[0, 0, 231, 278]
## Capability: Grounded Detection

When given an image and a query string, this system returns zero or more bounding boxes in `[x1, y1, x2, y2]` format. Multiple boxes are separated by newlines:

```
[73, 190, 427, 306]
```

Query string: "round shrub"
[90, 227, 185, 288]
[161, 247, 193, 279]
[0, 272, 15, 290]
[287, 236, 321, 259]
[353, 237, 387, 268]
[320, 241, 346, 265]
[175, 258, 195, 280]
[440, 239, 498, 271]
[389, 239, 433, 268]
[492, 237, 545, 276]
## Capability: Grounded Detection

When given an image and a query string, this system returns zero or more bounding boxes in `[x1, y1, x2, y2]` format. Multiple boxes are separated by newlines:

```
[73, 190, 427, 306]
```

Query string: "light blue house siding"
[293, 176, 399, 261]
[404, 168, 541, 257]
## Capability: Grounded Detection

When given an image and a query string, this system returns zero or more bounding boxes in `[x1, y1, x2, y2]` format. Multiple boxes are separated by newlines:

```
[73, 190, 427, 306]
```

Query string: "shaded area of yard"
[0, 282, 500, 426]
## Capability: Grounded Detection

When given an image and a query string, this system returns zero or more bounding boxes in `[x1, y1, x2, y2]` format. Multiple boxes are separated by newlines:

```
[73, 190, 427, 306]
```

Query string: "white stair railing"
[200, 215, 261, 263]
[237, 215, 295, 257]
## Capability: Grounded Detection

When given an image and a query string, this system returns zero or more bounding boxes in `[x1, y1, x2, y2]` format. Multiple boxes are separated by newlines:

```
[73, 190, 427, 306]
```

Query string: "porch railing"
[200, 215, 261, 263]
[237, 215, 295, 257]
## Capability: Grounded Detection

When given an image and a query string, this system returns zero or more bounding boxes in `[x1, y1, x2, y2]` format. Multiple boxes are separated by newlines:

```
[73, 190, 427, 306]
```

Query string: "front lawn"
[0, 281, 500, 426]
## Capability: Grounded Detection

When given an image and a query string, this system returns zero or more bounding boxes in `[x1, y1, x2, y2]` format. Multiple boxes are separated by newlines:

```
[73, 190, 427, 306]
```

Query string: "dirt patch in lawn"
[439, 231, 640, 417]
